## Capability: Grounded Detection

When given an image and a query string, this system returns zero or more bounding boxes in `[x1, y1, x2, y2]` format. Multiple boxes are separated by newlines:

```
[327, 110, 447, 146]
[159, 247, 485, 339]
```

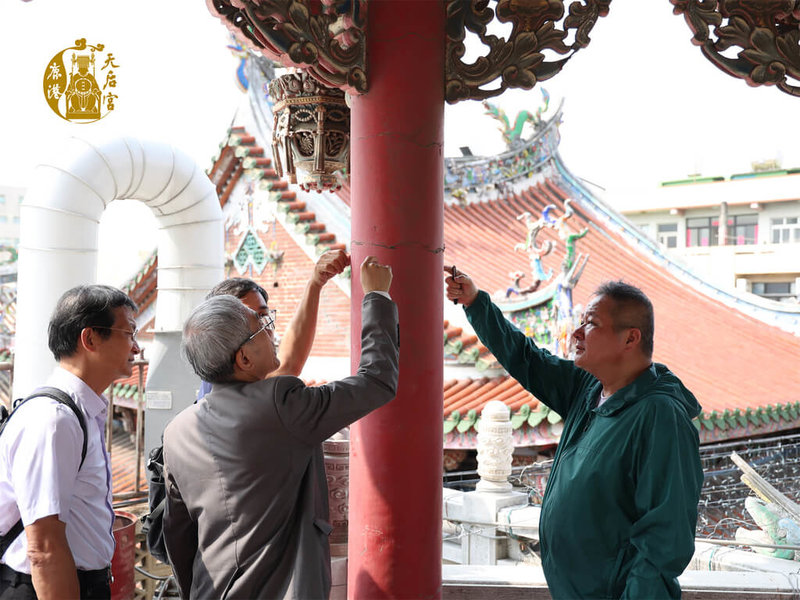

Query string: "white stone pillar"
[476, 401, 514, 493]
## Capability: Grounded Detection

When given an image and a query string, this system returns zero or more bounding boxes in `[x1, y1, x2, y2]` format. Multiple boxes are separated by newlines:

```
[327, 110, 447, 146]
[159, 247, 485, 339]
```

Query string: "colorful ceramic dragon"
[482, 88, 550, 148]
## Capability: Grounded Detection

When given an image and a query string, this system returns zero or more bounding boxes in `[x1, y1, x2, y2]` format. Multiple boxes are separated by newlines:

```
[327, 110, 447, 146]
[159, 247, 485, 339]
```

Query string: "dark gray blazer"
[163, 293, 399, 599]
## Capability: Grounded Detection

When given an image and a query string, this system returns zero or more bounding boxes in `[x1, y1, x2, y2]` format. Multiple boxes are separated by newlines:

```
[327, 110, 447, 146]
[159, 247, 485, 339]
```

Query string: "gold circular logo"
[43, 38, 119, 123]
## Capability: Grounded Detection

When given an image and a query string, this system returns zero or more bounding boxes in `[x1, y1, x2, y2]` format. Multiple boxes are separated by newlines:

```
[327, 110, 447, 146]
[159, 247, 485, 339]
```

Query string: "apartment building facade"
[620, 169, 800, 303]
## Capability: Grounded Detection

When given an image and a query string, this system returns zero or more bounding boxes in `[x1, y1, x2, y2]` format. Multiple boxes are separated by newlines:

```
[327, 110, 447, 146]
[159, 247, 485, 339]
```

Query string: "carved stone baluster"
[476, 400, 514, 493]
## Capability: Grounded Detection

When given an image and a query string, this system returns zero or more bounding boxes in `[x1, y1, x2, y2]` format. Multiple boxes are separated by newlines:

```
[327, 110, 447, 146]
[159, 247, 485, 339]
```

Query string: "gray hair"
[182, 295, 254, 383]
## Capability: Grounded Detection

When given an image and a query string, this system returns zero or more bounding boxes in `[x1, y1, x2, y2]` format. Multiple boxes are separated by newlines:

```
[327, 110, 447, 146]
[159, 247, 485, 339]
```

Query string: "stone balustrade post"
[460, 401, 528, 564]
[476, 401, 514, 493]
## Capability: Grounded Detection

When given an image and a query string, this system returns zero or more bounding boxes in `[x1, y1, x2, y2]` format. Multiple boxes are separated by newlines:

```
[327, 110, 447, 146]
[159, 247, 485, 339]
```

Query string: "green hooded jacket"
[466, 291, 703, 599]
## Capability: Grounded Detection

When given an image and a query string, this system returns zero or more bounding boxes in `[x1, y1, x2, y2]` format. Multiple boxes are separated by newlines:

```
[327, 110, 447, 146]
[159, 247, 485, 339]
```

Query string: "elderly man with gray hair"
[162, 256, 399, 600]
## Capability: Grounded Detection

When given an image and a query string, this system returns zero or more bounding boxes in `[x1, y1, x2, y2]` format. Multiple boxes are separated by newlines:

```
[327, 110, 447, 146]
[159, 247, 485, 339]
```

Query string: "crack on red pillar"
[353, 133, 443, 150]
[351, 240, 445, 254]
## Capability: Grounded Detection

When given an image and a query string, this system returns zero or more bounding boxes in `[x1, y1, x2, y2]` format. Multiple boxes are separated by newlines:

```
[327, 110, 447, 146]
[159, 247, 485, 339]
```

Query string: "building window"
[12, 217, 19, 224]
[770, 217, 800, 244]
[728, 214, 758, 245]
[751, 281, 796, 302]
[686, 217, 717, 247]
[0, 216, 7, 224]
[0, 195, 5, 205]
[686, 215, 758, 246]
[657, 223, 678, 248]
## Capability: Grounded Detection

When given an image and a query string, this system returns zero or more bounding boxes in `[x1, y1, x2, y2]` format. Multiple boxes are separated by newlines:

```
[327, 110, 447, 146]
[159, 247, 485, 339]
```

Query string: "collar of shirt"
[47, 366, 108, 420]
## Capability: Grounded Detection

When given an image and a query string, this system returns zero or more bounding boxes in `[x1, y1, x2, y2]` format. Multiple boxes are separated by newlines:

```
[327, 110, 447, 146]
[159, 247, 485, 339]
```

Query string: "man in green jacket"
[445, 267, 703, 599]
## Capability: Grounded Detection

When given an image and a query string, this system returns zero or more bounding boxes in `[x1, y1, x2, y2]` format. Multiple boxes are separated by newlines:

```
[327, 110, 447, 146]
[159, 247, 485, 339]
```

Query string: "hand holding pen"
[444, 265, 479, 308]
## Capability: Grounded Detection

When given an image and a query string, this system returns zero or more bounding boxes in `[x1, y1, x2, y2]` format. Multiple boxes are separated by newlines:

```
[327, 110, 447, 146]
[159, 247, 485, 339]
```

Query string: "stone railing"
[442, 566, 800, 599]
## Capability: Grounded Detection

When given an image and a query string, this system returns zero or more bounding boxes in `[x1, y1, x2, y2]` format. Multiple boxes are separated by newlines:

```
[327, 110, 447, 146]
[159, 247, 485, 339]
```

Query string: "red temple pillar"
[348, 1, 444, 598]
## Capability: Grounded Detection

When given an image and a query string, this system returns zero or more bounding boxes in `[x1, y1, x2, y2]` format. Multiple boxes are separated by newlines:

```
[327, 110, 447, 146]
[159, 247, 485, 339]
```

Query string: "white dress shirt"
[0, 367, 115, 572]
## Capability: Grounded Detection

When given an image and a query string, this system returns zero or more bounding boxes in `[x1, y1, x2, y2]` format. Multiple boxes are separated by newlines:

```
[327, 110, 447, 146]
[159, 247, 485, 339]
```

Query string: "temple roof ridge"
[444, 100, 564, 205]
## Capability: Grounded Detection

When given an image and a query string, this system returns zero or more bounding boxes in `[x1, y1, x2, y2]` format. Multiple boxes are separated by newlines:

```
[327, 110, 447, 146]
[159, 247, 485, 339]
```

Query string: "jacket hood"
[595, 363, 702, 419]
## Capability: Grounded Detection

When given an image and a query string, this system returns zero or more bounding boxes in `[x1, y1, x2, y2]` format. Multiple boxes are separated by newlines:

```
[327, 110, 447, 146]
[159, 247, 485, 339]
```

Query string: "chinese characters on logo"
[43, 38, 119, 123]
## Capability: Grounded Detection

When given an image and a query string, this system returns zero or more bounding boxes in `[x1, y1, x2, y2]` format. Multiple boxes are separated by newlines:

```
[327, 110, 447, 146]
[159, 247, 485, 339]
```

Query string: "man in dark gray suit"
[162, 256, 399, 599]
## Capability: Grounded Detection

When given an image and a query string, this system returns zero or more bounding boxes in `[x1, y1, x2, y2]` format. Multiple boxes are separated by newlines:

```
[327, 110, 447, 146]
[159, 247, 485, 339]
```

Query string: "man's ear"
[79, 327, 100, 353]
[625, 328, 642, 351]
[233, 346, 253, 373]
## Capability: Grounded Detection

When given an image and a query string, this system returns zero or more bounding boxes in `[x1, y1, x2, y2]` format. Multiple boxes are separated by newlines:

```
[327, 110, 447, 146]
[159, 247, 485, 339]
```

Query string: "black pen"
[451, 265, 458, 304]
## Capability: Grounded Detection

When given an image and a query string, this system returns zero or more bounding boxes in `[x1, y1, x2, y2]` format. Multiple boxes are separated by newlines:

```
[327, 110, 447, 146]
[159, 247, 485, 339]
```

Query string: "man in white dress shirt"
[0, 285, 140, 600]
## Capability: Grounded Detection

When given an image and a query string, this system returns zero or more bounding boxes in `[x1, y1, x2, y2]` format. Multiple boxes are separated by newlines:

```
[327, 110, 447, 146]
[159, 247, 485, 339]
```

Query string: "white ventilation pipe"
[14, 136, 223, 399]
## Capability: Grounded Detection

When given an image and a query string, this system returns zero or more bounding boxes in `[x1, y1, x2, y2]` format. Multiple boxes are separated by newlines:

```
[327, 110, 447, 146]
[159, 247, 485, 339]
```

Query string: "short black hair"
[206, 278, 268, 304]
[48, 285, 138, 361]
[594, 280, 654, 358]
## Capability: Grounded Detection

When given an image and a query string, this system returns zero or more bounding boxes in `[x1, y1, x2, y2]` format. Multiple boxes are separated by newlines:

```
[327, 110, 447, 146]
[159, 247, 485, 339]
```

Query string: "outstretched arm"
[276, 256, 398, 443]
[272, 249, 350, 377]
[443, 265, 583, 416]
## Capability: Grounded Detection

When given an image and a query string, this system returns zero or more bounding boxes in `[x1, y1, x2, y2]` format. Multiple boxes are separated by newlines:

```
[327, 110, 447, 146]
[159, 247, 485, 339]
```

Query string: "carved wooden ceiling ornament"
[445, 0, 612, 104]
[207, 0, 367, 96]
[268, 71, 350, 192]
[671, 0, 800, 97]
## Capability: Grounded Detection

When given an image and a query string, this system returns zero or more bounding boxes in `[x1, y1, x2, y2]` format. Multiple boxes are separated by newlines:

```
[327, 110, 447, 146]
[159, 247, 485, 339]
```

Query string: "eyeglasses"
[93, 326, 138, 342]
[261, 309, 276, 332]
[237, 309, 277, 348]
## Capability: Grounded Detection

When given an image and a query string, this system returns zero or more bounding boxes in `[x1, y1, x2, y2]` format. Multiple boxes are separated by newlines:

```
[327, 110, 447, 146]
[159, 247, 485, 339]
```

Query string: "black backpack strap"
[17, 387, 89, 469]
[141, 498, 166, 535]
[0, 387, 89, 560]
[0, 519, 23, 559]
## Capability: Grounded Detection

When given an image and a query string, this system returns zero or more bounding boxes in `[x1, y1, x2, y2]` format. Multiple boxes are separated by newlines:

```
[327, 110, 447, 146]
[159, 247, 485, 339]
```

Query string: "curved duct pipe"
[14, 137, 223, 449]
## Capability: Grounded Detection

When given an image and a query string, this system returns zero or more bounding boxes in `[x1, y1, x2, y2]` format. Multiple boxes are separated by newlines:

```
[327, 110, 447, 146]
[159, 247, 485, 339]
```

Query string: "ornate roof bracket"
[207, 0, 367, 96]
[671, 0, 800, 97]
[445, 0, 611, 104]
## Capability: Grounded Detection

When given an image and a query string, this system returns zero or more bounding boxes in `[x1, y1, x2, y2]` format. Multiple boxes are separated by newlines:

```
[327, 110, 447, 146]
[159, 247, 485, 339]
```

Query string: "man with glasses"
[1, 285, 140, 599]
[196, 248, 351, 399]
[162, 256, 399, 600]
[445, 268, 703, 600]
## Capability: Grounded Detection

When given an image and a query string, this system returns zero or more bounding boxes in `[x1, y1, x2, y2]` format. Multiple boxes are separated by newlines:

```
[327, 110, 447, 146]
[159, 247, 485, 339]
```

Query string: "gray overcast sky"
[1, 0, 798, 283]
